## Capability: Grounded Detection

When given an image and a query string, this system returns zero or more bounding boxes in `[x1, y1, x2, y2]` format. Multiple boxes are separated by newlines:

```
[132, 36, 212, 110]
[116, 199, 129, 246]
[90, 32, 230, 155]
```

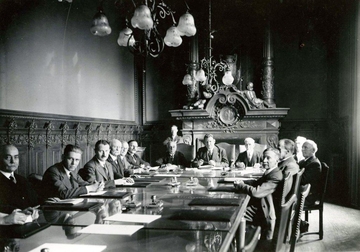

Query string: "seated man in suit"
[192, 134, 229, 167]
[163, 125, 184, 146]
[107, 139, 132, 179]
[235, 137, 262, 168]
[234, 148, 284, 240]
[126, 140, 150, 168]
[79, 140, 115, 188]
[117, 141, 134, 175]
[156, 141, 189, 168]
[299, 139, 322, 206]
[294, 136, 307, 162]
[42, 144, 103, 199]
[0, 144, 39, 222]
[299, 139, 322, 233]
[278, 139, 300, 176]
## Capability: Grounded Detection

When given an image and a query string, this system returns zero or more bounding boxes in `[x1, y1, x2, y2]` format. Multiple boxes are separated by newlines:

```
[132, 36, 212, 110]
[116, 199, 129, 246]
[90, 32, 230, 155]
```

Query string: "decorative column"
[261, 23, 276, 107]
[187, 34, 200, 102]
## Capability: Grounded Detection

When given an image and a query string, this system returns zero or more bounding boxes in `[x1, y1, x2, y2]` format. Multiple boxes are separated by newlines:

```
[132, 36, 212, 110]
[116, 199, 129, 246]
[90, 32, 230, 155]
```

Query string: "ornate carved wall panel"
[0, 109, 143, 177]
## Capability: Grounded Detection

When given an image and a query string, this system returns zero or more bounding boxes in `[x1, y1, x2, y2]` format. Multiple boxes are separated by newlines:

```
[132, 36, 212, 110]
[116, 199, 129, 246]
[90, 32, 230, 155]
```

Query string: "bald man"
[107, 139, 132, 179]
[0, 144, 39, 222]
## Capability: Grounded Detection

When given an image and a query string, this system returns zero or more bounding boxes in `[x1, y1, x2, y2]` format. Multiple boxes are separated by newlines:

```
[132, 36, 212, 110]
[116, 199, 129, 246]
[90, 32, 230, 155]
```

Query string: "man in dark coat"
[42, 144, 102, 199]
[156, 141, 189, 168]
[234, 148, 284, 240]
[0, 144, 39, 224]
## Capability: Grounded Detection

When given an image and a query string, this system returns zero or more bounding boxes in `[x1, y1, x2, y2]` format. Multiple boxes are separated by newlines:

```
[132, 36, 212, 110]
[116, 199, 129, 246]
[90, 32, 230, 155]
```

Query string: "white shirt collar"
[0, 170, 14, 179]
[264, 165, 277, 175]
[63, 167, 71, 178]
[109, 153, 117, 161]
[97, 159, 106, 167]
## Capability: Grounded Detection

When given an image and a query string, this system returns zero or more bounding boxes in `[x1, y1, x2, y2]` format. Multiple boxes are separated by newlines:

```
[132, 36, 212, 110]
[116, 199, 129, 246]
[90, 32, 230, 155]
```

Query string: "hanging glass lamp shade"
[222, 70, 234, 85]
[195, 69, 206, 82]
[117, 27, 135, 46]
[177, 13, 196, 37]
[131, 5, 154, 30]
[164, 27, 182, 47]
[90, 10, 112, 36]
[182, 74, 193, 85]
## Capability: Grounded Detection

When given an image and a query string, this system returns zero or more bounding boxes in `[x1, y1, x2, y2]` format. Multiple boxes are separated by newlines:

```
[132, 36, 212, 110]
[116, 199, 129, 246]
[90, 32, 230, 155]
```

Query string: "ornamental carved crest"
[206, 88, 249, 130]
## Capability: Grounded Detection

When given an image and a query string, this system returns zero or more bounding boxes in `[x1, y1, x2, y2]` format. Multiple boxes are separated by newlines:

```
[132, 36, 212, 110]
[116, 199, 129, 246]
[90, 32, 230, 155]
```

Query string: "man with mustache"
[234, 147, 283, 240]
[79, 140, 115, 188]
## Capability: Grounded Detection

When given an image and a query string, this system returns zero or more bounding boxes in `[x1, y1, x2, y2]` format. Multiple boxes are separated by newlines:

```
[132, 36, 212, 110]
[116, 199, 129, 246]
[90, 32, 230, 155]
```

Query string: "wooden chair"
[237, 218, 262, 252]
[176, 143, 195, 162]
[290, 184, 311, 252]
[273, 194, 297, 252]
[217, 142, 236, 167]
[301, 162, 329, 240]
[136, 146, 146, 159]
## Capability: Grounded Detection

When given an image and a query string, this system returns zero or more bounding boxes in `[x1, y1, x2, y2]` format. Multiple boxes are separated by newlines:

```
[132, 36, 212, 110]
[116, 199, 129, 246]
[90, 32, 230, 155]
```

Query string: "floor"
[294, 203, 360, 252]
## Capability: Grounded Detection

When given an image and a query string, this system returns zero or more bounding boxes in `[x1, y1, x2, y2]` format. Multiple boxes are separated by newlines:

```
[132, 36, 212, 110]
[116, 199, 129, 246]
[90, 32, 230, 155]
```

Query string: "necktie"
[9, 175, 16, 184]
[103, 165, 109, 179]
[248, 152, 252, 160]
[69, 173, 75, 188]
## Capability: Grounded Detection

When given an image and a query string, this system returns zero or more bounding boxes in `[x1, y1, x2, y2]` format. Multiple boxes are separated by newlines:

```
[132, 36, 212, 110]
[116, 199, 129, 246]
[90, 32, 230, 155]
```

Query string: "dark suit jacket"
[235, 149, 263, 167]
[107, 156, 132, 179]
[235, 167, 283, 240]
[192, 145, 229, 167]
[0, 172, 39, 214]
[79, 156, 115, 188]
[155, 151, 189, 167]
[278, 156, 299, 176]
[299, 156, 322, 205]
[42, 162, 90, 199]
[126, 152, 150, 167]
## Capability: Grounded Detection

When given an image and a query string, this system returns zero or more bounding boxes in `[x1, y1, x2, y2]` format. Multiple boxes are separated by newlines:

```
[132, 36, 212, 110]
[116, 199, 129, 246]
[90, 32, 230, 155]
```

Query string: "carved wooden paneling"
[0, 109, 144, 177]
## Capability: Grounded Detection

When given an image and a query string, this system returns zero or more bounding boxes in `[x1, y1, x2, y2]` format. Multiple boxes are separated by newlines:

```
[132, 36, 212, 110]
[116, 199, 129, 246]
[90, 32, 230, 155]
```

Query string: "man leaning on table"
[233, 147, 283, 240]
[0, 144, 39, 224]
[79, 140, 115, 188]
[42, 144, 104, 200]
[192, 134, 228, 167]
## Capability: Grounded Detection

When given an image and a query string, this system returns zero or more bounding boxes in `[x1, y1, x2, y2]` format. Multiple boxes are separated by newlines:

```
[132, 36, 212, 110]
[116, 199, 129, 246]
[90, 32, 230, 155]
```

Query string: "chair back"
[274, 172, 293, 208]
[273, 194, 297, 252]
[177, 143, 195, 162]
[136, 146, 146, 159]
[317, 162, 329, 206]
[286, 168, 305, 202]
[217, 142, 236, 166]
[290, 184, 311, 252]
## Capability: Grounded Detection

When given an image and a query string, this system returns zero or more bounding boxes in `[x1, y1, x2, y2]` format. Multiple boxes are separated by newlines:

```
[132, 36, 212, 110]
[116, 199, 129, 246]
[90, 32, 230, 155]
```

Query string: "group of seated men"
[0, 133, 321, 241]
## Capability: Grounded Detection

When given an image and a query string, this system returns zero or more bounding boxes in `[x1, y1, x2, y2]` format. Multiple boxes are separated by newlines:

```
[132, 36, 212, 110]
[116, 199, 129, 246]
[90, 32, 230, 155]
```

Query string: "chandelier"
[115, 1, 197, 58]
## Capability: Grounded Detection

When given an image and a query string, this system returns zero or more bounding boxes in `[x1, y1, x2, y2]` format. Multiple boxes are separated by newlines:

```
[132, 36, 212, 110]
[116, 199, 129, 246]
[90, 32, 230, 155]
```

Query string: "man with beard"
[42, 144, 103, 199]
[234, 148, 283, 240]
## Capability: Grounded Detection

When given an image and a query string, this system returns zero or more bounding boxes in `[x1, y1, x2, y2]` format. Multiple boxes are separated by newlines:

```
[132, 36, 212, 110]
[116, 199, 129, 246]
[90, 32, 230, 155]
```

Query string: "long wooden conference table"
[0, 167, 264, 252]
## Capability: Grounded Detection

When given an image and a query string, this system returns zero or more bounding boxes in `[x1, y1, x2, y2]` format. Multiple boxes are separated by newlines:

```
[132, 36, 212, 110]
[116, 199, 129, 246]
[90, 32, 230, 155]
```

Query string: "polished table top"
[1, 167, 264, 251]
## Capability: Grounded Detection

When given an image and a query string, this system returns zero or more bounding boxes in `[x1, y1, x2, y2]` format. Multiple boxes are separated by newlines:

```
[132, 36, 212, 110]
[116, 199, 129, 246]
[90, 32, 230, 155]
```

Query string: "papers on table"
[80, 191, 107, 197]
[149, 166, 159, 171]
[223, 177, 255, 182]
[28, 243, 106, 252]
[45, 198, 84, 205]
[114, 178, 135, 186]
[104, 213, 161, 224]
[153, 173, 181, 177]
[78, 224, 143, 236]
[198, 165, 213, 169]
